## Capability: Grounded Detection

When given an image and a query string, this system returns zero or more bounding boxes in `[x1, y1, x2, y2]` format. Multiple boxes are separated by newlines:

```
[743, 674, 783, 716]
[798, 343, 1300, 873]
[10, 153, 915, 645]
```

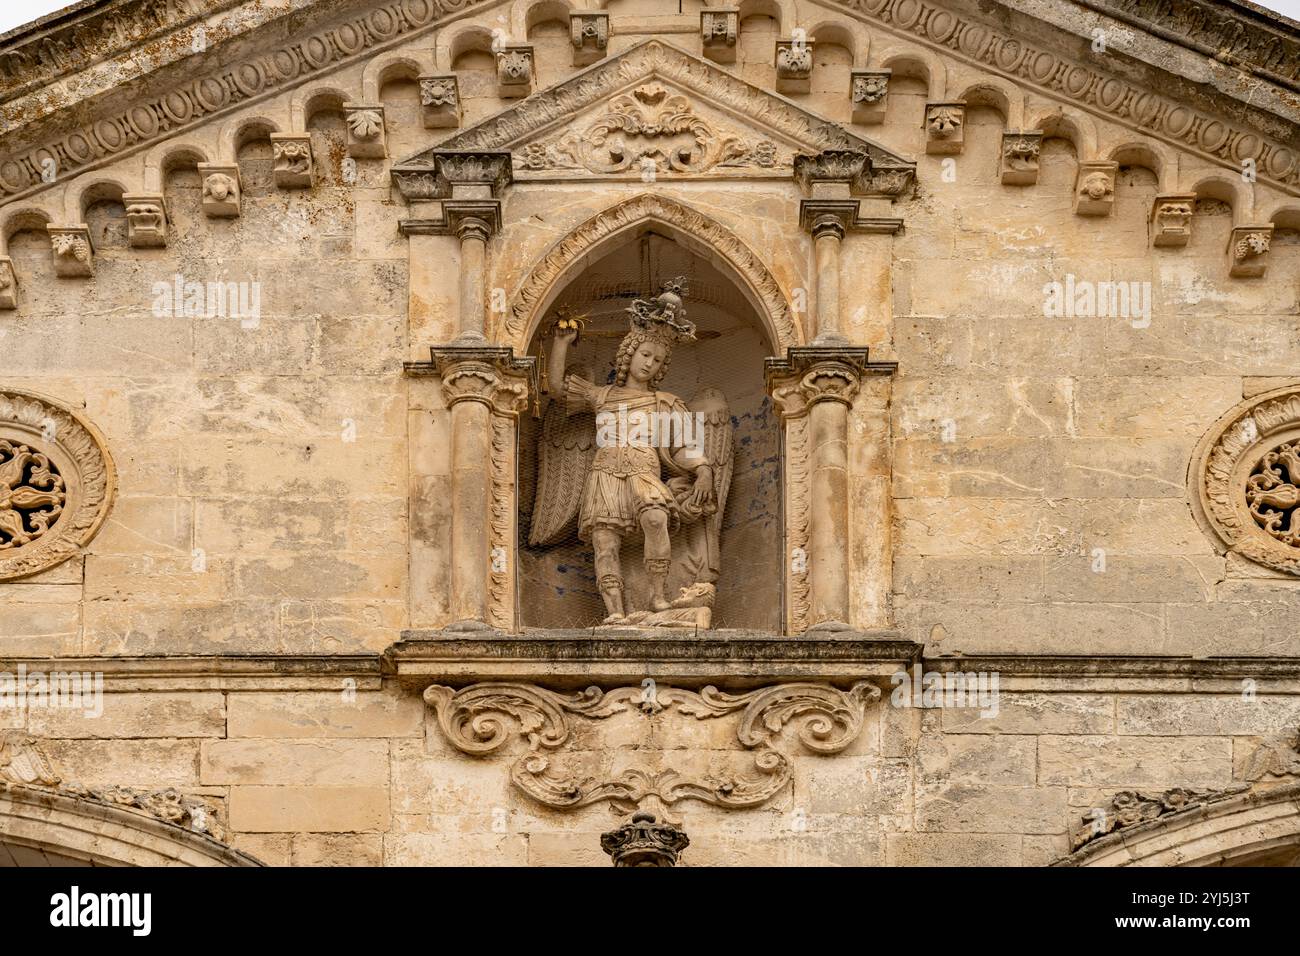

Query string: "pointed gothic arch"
[502, 193, 802, 354]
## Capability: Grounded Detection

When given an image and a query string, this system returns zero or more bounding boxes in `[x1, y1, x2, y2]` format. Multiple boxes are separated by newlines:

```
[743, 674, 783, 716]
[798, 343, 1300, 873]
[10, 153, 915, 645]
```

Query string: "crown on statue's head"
[626, 275, 696, 344]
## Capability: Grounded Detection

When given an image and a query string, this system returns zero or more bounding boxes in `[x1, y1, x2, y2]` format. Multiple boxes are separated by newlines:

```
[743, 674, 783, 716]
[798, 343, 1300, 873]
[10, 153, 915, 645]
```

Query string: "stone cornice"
[823, 0, 1300, 193]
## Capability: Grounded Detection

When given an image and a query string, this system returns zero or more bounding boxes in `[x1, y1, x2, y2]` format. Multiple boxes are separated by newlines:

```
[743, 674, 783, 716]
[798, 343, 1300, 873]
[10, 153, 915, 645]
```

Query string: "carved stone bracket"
[270, 132, 313, 189]
[1228, 225, 1273, 278]
[419, 75, 461, 129]
[0, 731, 228, 844]
[999, 130, 1043, 185]
[1191, 384, 1300, 576]
[122, 192, 167, 247]
[197, 163, 241, 218]
[571, 13, 609, 66]
[424, 680, 881, 813]
[46, 225, 93, 278]
[425, 346, 535, 417]
[392, 150, 513, 204]
[1151, 193, 1196, 247]
[1075, 160, 1117, 216]
[794, 149, 915, 205]
[344, 105, 387, 159]
[925, 102, 965, 155]
[700, 8, 739, 63]
[0, 255, 18, 309]
[496, 45, 534, 98]
[851, 69, 891, 124]
[775, 39, 813, 94]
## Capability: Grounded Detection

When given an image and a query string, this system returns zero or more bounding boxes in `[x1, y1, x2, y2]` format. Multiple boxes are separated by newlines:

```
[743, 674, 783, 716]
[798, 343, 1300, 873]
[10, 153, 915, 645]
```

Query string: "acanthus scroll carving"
[424, 681, 880, 813]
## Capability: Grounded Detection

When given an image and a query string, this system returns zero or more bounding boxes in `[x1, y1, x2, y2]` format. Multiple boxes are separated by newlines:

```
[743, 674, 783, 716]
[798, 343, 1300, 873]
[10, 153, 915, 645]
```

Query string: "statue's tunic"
[565, 375, 692, 540]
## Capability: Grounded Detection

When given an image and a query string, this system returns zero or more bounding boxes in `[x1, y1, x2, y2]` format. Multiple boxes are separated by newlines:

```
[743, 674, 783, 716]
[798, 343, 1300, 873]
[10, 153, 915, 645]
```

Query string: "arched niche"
[515, 224, 786, 631]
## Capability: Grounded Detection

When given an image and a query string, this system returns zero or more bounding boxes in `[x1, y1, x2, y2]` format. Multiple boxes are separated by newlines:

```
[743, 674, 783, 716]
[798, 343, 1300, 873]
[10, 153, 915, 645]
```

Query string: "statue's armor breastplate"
[592, 392, 662, 478]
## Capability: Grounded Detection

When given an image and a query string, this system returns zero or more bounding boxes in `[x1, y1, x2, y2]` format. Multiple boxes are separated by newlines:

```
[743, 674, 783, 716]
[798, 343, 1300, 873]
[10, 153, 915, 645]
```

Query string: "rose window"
[1246, 441, 1300, 549]
[0, 439, 66, 550]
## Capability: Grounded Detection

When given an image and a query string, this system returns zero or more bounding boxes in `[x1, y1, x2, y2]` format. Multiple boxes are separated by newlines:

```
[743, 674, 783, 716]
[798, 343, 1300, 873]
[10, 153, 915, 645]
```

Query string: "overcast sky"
[1, 0, 1297, 45]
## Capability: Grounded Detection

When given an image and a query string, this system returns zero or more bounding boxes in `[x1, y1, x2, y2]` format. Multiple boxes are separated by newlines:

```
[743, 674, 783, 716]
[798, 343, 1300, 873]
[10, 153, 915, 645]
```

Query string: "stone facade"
[0, 0, 1298, 867]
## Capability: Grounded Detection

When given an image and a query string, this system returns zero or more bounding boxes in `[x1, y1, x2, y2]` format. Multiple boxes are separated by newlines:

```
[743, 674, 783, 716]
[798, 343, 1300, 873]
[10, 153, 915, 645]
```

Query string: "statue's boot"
[598, 574, 626, 624]
[645, 559, 671, 612]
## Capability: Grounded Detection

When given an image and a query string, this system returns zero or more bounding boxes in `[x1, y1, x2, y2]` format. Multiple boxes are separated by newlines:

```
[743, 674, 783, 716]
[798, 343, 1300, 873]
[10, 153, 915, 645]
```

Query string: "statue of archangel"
[530, 279, 734, 627]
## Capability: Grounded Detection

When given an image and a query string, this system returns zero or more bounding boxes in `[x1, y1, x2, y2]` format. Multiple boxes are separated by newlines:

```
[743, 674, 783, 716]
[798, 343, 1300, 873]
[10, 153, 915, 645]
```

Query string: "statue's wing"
[528, 401, 595, 546]
[690, 388, 734, 523]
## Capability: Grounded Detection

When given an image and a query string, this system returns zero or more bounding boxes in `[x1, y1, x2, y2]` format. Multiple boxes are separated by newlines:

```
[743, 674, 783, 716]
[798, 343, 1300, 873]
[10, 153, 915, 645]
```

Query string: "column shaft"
[449, 398, 491, 622]
[808, 397, 851, 625]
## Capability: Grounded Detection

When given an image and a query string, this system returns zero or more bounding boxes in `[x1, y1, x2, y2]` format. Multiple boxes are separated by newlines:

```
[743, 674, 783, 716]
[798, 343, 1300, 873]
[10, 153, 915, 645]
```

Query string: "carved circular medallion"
[0, 390, 115, 582]
[1191, 385, 1300, 576]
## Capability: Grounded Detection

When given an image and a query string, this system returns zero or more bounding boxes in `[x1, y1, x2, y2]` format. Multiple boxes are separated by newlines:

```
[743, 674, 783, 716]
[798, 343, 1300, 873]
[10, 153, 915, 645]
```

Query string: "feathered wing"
[529, 401, 595, 546]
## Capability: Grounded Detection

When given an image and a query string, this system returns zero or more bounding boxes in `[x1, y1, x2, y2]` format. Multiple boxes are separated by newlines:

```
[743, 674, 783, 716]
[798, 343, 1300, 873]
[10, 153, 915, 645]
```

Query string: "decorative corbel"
[496, 45, 534, 98]
[701, 7, 739, 63]
[198, 163, 241, 218]
[270, 133, 313, 189]
[925, 102, 965, 155]
[1151, 193, 1196, 247]
[571, 13, 609, 66]
[0, 256, 17, 308]
[122, 193, 167, 247]
[1075, 160, 1117, 216]
[419, 75, 460, 128]
[1000, 130, 1042, 185]
[344, 105, 387, 159]
[1228, 225, 1272, 278]
[775, 38, 814, 94]
[46, 224, 93, 278]
[850, 69, 890, 124]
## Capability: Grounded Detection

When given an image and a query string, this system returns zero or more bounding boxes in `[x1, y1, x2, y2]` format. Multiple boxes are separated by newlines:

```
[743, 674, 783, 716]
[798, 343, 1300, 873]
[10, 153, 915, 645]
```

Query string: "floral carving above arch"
[0, 390, 115, 582]
[1192, 384, 1300, 576]
[502, 193, 801, 353]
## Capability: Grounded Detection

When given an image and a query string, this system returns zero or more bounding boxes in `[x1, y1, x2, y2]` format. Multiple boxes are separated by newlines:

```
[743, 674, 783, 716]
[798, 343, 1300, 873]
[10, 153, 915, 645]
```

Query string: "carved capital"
[700, 8, 739, 63]
[392, 150, 513, 202]
[570, 13, 609, 66]
[0, 255, 18, 309]
[344, 105, 386, 159]
[794, 150, 913, 200]
[850, 69, 890, 124]
[1075, 160, 1117, 216]
[496, 45, 534, 98]
[46, 225, 93, 278]
[1228, 225, 1272, 278]
[270, 133, 313, 189]
[800, 199, 857, 239]
[766, 347, 885, 417]
[197, 163, 241, 218]
[1151, 193, 1196, 247]
[419, 74, 460, 129]
[122, 192, 167, 247]
[999, 130, 1043, 185]
[424, 680, 881, 813]
[428, 347, 535, 417]
[925, 102, 965, 155]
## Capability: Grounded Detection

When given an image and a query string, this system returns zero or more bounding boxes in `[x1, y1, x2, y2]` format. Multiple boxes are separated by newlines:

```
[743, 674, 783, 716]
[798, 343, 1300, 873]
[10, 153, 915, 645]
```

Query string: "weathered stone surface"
[1038, 736, 1233, 788]
[230, 786, 390, 832]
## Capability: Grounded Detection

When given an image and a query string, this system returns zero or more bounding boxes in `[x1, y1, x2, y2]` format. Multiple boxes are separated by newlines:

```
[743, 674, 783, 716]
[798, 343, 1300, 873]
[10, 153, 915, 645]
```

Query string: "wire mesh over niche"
[518, 230, 782, 631]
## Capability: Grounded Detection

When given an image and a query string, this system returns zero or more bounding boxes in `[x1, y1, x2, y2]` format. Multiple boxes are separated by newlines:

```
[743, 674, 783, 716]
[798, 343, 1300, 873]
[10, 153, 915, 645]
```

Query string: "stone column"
[810, 214, 846, 344]
[454, 214, 492, 342]
[427, 348, 532, 631]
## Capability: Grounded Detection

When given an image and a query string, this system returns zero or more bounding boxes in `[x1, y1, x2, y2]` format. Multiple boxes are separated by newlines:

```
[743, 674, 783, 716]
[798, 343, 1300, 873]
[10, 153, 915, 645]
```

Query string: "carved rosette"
[925, 102, 965, 155]
[344, 105, 387, 159]
[1075, 160, 1117, 216]
[850, 69, 890, 124]
[0, 389, 115, 581]
[424, 681, 881, 813]
[1228, 225, 1272, 278]
[1192, 384, 1300, 576]
[700, 8, 739, 63]
[0, 732, 228, 843]
[1151, 193, 1196, 247]
[197, 163, 241, 218]
[570, 13, 609, 66]
[270, 133, 313, 189]
[999, 131, 1042, 185]
[419, 75, 460, 129]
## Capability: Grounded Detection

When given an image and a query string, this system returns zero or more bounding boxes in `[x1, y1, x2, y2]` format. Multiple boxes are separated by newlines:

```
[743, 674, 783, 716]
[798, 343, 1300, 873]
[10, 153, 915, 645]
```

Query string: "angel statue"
[530, 278, 734, 627]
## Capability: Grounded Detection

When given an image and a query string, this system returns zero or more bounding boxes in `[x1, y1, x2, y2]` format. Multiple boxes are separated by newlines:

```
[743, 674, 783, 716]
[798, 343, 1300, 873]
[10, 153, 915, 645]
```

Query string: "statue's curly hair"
[614, 328, 673, 389]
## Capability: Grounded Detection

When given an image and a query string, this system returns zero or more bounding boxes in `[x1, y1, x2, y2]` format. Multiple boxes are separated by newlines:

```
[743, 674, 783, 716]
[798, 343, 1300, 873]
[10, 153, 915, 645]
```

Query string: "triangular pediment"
[394, 39, 915, 183]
